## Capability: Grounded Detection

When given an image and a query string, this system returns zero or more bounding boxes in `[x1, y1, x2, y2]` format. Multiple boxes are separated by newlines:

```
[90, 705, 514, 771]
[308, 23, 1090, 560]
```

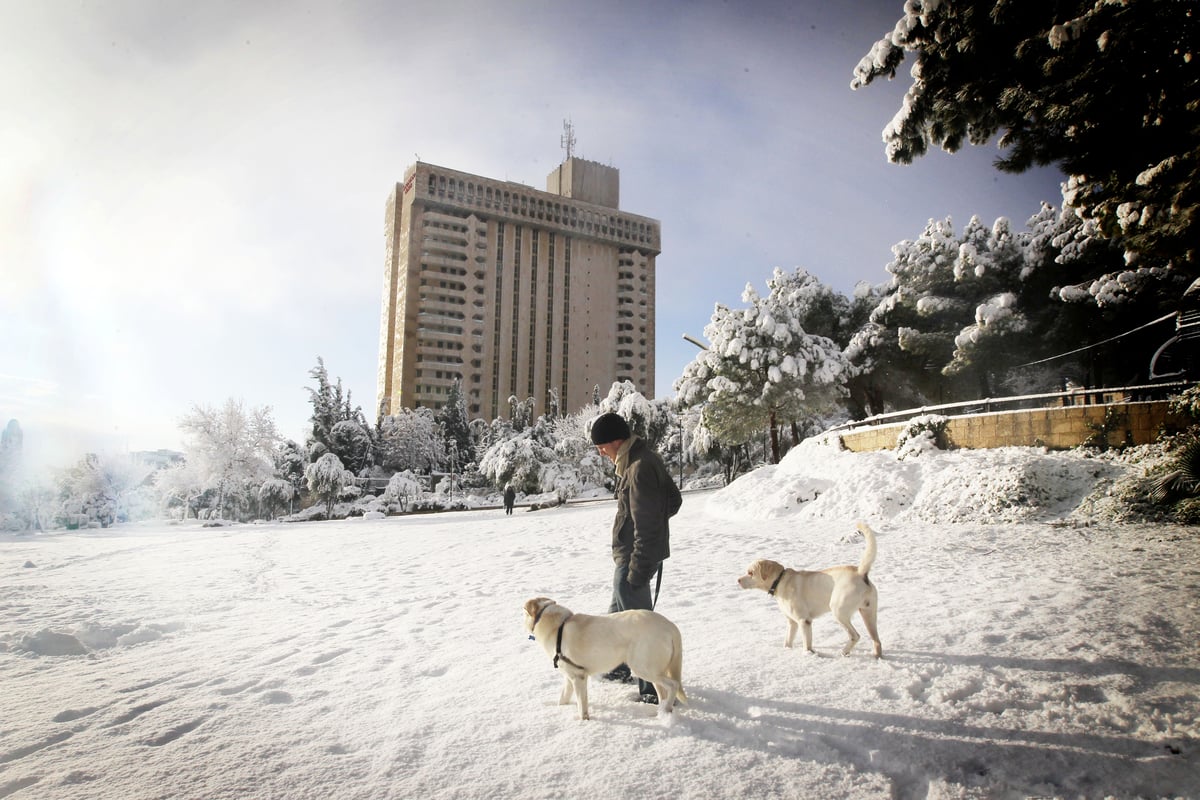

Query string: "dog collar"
[767, 569, 787, 596]
[528, 602, 553, 641]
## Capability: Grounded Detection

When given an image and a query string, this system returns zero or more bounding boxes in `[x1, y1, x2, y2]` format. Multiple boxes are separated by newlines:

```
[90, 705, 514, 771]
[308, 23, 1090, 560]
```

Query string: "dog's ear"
[524, 597, 551, 618]
[759, 560, 783, 582]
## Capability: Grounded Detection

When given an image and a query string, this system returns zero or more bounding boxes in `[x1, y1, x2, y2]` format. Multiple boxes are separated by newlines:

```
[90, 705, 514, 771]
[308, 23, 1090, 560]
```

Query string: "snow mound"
[16, 629, 89, 656]
[707, 438, 1135, 524]
[6, 620, 184, 657]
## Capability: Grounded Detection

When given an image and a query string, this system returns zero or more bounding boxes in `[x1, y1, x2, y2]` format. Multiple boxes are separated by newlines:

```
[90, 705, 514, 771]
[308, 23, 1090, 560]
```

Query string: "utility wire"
[1014, 312, 1176, 368]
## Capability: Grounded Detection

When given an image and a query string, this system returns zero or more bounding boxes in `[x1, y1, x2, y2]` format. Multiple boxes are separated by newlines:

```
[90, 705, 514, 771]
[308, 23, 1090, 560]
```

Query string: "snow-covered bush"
[54, 452, 154, 529]
[896, 414, 949, 459]
[305, 453, 353, 518]
[258, 478, 295, 520]
[1168, 385, 1200, 422]
[382, 470, 422, 512]
[478, 432, 557, 493]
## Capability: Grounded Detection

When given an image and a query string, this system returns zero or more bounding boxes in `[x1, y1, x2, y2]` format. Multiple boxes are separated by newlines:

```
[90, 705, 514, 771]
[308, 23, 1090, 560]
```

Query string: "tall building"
[377, 158, 661, 421]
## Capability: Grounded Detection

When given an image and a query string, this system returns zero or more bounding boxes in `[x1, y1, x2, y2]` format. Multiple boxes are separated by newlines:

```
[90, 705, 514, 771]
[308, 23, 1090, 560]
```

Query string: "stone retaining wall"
[828, 400, 1178, 453]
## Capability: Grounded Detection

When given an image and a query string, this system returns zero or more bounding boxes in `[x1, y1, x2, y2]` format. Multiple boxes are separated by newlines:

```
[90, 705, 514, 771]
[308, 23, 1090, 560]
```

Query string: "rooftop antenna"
[560, 118, 576, 161]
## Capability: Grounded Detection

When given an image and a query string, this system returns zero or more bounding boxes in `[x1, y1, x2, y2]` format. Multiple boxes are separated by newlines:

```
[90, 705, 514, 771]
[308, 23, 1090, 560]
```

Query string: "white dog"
[523, 597, 686, 720]
[737, 521, 882, 658]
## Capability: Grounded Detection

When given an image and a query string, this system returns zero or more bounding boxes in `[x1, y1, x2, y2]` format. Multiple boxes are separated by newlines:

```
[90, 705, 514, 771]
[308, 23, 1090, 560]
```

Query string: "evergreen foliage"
[436, 379, 473, 465]
[675, 268, 850, 462]
[375, 408, 445, 474]
[851, 0, 1200, 273]
[306, 357, 373, 472]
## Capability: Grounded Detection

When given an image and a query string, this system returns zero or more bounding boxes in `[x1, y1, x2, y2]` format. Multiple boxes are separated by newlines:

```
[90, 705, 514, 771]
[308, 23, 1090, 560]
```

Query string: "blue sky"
[1, 0, 1066, 470]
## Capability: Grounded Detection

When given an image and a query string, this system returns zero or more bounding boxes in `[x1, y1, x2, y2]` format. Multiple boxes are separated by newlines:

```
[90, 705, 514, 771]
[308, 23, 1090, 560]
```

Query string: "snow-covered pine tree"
[305, 357, 372, 471]
[329, 420, 373, 476]
[939, 216, 1030, 394]
[477, 431, 556, 494]
[852, 0, 1199, 275]
[676, 269, 848, 463]
[596, 380, 673, 449]
[375, 408, 445, 474]
[436, 379, 473, 464]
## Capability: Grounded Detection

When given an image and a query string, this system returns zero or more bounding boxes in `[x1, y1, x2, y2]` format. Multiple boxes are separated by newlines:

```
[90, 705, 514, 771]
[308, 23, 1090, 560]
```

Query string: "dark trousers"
[609, 561, 660, 697]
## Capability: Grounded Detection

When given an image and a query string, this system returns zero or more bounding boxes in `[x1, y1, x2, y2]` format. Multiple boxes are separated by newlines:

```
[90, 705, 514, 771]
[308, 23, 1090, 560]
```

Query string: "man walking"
[589, 411, 682, 704]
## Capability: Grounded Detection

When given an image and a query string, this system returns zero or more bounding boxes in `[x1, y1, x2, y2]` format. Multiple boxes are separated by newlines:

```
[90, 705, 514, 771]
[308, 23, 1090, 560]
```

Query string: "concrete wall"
[828, 400, 1178, 453]
[546, 157, 620, 208]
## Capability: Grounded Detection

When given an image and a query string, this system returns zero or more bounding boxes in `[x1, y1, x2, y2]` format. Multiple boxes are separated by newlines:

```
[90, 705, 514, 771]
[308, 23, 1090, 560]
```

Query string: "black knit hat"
[590, 412, 631, 445]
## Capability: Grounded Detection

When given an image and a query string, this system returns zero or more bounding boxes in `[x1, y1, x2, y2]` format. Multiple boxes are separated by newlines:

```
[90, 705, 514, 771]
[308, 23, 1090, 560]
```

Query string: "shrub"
[896, 414, 949, 459]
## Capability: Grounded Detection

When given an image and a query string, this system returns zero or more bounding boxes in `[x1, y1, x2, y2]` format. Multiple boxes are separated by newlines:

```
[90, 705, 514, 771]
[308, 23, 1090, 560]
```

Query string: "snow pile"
[707, 437, 1141, 524]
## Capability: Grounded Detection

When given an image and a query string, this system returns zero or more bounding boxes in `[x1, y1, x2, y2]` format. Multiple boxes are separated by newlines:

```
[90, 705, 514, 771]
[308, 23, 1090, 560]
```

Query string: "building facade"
[377, 158, 661, 421]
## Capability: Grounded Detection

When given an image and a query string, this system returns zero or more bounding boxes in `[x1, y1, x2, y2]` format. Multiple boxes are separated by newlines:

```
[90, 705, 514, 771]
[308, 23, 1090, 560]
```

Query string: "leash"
[652, 564, 663, 609]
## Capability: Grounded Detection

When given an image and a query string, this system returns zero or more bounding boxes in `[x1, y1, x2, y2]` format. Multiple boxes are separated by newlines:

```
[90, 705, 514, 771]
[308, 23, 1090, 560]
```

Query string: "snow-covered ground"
[2, 441, 1198, 799]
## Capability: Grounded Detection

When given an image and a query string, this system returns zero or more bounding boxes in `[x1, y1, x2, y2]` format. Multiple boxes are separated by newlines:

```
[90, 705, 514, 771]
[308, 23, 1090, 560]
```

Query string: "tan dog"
[523, 597, 686, 720]
[737, 521, 882, 658]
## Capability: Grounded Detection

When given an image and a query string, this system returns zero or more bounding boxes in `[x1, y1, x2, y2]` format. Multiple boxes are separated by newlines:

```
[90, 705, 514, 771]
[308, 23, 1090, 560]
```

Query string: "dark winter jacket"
[611, 437, 682, 587]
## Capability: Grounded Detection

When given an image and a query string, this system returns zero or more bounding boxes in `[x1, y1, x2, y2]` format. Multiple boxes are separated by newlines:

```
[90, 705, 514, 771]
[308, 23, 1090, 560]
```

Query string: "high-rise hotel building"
[377, 158, 661, 420]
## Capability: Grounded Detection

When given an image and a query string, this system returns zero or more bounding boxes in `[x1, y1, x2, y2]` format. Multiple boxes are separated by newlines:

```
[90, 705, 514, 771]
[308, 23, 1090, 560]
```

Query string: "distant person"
[503, 484, 516, 515]
[589, 411, 682, 704]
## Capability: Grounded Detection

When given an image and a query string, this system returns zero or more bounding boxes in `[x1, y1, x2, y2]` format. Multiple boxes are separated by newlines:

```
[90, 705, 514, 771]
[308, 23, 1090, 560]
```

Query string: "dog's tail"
[670, 628, 688, 705]
[854, 521, 878, 578]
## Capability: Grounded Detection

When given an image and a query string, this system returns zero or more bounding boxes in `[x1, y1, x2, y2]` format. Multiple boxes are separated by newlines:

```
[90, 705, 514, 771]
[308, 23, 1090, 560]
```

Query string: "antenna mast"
[560, 118, 576, 160]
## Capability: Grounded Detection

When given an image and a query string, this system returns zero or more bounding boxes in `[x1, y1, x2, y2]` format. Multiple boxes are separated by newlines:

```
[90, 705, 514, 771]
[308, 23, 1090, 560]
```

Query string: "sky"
[1, 0, 1069, 471]
[3, 440, 1196, 799]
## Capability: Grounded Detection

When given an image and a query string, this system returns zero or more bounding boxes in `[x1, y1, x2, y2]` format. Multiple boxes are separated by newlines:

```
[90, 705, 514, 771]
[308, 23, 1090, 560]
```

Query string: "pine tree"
[436, 379, 473, 464]
[376, 408, 446, 473]
[852, 0, 1200, 273]
[675, 269, 849, 463]
[866, 216, 1043, 400]
[305, 357, 372, 471]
